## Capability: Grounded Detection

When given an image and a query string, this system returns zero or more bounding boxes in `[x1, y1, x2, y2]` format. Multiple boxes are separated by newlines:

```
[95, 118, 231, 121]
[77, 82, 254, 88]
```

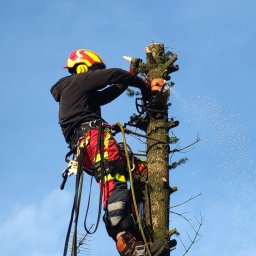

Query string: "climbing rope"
[63, 125, 104, 256]
[63, 146, 85, 256]
[115, 122, 152, 256]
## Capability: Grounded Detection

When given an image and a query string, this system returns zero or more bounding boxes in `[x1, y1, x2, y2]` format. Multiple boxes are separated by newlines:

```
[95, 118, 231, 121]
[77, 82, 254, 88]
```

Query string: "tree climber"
[50, 49, 167, 256]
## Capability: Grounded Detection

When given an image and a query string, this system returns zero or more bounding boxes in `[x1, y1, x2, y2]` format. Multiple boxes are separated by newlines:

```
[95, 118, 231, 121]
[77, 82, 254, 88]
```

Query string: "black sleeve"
[97, 84, 128, 106]
[78, 68, 146, 92]
[104, 68, 146, 88]
[101, 68, 149, 100]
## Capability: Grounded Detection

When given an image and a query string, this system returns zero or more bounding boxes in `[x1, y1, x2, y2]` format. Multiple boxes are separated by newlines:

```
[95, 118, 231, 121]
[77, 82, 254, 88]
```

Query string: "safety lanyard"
[84, 122, 104, 234]
[63, 145, 85, 256]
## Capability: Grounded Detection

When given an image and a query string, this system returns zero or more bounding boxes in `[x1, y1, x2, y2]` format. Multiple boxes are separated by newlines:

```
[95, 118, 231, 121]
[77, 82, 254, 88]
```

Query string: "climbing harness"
[60, 119, 172, 256]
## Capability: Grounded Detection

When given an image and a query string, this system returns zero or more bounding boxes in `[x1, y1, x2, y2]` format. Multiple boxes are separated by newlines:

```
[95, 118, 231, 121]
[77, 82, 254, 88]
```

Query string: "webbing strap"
[63, 197, 75, 256]
[83, 122, 104, 234]
[63, 122, 108, 256]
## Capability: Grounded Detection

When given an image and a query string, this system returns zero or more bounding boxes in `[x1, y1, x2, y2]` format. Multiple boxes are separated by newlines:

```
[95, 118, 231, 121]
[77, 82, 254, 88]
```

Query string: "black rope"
[72, 155, 85, 256]
[63, 121, 109, 256]
[63, 196, 75, 256]
[83, 122, 104, 234]
[63, 146, 85, 256]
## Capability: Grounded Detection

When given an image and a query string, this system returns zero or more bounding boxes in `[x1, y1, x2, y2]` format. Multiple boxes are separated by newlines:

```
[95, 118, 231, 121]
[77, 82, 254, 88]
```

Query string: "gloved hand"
[150, 78, 166, 92]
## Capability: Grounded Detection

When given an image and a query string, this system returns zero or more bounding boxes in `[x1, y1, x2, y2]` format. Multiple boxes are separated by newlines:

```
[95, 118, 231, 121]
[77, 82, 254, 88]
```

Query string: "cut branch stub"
[167, 228, 178, 238]
[133, 43, 179, 81]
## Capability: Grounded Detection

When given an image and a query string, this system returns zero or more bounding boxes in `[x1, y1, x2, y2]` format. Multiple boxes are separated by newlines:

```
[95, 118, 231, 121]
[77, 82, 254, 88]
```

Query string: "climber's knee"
[107, 200, 126, 226]
[103, 213, 135, 240]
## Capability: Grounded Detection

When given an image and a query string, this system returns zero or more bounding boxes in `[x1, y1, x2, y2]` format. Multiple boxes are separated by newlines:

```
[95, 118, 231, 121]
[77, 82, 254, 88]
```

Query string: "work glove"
[150, 78, 167, 92]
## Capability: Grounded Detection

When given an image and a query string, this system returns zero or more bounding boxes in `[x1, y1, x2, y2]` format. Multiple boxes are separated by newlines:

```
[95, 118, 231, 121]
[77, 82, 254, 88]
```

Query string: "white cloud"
[0, 189, 72, 256]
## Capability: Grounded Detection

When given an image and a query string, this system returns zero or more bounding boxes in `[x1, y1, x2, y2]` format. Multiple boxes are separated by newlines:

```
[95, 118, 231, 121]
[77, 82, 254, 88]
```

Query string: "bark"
[145, 118, 170, 240]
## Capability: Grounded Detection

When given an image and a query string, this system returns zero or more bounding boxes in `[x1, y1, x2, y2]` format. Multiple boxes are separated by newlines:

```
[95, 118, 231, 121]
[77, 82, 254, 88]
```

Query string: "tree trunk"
[145, 118, 170, 241]
[131, 43, 178, 255]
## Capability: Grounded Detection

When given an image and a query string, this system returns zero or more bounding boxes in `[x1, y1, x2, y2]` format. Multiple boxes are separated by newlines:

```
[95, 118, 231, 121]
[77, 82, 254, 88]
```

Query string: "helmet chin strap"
[76, 64, 89, 74]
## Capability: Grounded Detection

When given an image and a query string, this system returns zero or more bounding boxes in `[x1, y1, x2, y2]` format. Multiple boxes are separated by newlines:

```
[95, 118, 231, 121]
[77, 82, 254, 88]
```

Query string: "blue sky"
[0, 0, 256, 255]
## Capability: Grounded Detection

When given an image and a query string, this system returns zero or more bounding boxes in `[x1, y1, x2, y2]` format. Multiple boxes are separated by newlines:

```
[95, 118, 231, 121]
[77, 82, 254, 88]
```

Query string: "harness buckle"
[88, 120, 98, 128]
[67, 160, 78, 176]
[80, 120, 100, 132]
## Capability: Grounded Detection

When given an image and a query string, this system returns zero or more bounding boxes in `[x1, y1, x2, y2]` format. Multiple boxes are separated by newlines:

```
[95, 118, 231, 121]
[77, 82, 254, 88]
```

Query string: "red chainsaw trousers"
[79, 127, 127, 208]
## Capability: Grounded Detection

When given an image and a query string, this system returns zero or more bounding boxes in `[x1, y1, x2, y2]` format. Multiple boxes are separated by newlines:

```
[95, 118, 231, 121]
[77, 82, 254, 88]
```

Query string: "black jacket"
[51, 68, 146, 142]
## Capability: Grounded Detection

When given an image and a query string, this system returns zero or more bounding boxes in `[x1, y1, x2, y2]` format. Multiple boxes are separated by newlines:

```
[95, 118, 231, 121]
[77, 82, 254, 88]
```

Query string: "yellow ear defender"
[76, 64, 89, 74]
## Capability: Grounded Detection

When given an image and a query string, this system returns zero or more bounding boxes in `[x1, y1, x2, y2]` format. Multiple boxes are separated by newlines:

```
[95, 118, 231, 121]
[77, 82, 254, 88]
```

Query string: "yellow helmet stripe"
[86, 50, 102, 63]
